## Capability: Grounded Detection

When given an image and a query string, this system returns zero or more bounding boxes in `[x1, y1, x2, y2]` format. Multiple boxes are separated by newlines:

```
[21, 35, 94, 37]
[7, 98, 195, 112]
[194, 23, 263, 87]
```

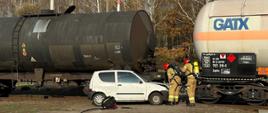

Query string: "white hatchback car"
[87, 70, 168, 106]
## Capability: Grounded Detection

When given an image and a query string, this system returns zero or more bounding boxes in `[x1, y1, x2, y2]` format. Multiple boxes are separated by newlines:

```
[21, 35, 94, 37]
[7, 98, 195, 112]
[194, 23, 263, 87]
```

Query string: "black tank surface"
[0, 10, 155, 72]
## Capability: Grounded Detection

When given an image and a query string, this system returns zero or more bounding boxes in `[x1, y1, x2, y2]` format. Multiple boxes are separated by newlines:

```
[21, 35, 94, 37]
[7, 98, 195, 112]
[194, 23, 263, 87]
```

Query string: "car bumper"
[161, 90, 168, 102]
[88, 91, 95, 100]
[82, 87, 95, 100]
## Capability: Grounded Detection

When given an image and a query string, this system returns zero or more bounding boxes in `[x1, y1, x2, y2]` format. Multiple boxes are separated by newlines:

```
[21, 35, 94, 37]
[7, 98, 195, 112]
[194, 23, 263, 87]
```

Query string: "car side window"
[118, 72, 141, 83]
[99, 72, 115, 83]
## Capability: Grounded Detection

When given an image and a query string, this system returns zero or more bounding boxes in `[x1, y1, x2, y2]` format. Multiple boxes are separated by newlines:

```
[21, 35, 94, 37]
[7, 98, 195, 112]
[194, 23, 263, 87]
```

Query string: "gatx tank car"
[194, 0, 268, 105]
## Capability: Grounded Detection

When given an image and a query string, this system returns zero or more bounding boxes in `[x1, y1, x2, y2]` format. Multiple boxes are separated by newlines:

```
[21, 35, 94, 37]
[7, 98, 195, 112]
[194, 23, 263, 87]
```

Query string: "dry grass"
[0, 96, 89, 113]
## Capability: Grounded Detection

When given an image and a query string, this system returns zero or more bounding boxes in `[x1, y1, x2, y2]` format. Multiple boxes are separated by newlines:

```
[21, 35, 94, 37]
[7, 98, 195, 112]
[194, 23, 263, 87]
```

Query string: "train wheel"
[197, 84, 221, 104]
[0, 81, 14, 97]
[242, 83, 267, 106]
[246, 99, 266, 106]
[244, 89, 266, 106]
[0, 86, 12, 97]
[200, 97, 221, 104]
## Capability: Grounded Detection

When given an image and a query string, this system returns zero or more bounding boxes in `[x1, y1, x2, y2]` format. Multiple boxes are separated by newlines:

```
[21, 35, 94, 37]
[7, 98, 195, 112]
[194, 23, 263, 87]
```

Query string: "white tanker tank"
[194, 0, 268, 67]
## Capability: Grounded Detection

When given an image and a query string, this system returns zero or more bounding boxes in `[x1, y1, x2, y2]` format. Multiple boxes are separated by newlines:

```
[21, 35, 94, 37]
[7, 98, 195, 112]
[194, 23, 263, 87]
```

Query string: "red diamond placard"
[227, 54, 236, 63]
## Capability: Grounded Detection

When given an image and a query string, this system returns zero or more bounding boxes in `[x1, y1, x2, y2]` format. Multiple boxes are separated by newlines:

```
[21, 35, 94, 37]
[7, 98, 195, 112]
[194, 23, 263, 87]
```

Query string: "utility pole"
[97, 0, 100, 13]
[50, 0, 54, 10]
[117, 0, 121, 12]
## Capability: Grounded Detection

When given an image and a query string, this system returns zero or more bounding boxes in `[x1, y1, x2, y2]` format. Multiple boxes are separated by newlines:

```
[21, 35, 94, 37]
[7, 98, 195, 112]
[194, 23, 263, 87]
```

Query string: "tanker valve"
[63, 78, 68, 82]
[55, 77, 61, 83]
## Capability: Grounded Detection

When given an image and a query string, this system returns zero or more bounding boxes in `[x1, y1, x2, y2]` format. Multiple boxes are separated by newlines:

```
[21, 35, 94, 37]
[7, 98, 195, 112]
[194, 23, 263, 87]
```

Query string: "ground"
[0, 95, 268, 113]
[0, 87, 267, 113]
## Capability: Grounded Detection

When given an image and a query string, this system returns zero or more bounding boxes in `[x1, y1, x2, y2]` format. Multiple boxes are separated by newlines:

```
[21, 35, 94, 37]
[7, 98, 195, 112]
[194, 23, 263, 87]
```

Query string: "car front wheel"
[92, 93, 106, 106]
[149, 92, 163, 105]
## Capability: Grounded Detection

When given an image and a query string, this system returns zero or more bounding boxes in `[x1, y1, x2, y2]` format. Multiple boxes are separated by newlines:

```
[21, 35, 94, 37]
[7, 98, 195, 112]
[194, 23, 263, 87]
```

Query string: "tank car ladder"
[11, 17, 26, 84]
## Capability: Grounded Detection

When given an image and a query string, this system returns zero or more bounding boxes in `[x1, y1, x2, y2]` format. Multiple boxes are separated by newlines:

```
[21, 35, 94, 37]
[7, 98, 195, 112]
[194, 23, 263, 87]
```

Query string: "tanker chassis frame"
[196, 77, 268, 105]
[0, 68, 159, 97]
[0, 68, 92, 96]
[196, 53, 268, 105]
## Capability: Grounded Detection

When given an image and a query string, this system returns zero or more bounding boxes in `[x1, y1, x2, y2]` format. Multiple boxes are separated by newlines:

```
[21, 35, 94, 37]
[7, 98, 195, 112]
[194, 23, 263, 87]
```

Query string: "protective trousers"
[167, 68, 181, 103]
[168, 76, 181, 103]
[181, 63, 197, 104]
[187, 75, 196, 104]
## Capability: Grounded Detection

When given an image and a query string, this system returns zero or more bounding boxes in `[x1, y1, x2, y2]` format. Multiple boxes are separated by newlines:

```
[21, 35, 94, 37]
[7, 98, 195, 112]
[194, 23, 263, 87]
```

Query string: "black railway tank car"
[0, 10, 155, 96]
[0, 10, 155, 72]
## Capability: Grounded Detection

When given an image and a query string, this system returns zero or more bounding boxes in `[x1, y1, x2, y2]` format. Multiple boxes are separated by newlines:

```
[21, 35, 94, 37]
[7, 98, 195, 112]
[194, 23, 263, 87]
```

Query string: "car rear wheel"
[149, 92, 163, 105]
[92, 93, 106, 106]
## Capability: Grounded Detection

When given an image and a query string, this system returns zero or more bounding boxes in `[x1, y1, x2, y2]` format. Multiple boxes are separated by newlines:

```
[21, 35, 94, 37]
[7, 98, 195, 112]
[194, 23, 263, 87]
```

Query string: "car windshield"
[127, 71, 151, 82]
[137, 74, 150, 82]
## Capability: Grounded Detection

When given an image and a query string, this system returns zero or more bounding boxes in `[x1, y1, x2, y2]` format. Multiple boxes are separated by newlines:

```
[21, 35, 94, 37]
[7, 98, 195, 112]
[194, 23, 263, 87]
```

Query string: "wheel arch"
[147, 90, 168, 101]
[90, 91, 106, 100]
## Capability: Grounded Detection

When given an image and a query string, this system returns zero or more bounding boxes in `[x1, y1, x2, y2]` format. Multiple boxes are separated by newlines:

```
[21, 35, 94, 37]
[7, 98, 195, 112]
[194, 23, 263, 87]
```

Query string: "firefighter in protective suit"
[180, 58, 197, 106]
[163, 63, 181, 105]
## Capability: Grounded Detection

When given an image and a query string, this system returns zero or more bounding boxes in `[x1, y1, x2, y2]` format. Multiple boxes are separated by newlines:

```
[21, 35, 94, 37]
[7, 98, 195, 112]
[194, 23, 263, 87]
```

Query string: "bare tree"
[173, 0, 207, 25]
[145, 0, 162, 28]
[0, 0, 15, 17]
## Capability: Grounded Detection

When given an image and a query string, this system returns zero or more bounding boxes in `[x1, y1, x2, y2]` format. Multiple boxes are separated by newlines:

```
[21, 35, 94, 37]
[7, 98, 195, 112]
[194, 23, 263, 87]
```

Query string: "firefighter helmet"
[163, 63, 169, 70]
[183, 58, 190, 64]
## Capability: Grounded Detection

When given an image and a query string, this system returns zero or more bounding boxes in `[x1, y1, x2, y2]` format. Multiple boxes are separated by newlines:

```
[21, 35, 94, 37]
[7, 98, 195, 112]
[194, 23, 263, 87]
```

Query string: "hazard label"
[227, 54, 236, 63]
[201, 53, 256, 78]
[220, 54, 226, 59]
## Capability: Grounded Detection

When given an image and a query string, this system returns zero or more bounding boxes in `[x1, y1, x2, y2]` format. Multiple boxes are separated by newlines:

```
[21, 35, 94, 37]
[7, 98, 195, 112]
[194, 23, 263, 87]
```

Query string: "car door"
[116, 71, 147, 101]
[97, 72, 117, 97]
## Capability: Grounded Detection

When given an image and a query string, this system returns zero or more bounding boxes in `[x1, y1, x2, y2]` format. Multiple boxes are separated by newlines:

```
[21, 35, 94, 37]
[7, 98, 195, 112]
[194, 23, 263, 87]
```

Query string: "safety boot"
[187, 103, 195, 107]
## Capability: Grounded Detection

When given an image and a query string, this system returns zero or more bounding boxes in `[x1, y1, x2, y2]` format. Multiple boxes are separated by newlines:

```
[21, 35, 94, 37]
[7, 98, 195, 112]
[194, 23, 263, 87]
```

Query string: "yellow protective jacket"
[181, 63, 193, 76]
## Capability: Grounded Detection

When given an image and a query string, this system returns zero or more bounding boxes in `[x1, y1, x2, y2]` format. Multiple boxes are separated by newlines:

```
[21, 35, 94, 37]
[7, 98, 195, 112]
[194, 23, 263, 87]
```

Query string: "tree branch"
[177, 0, 195, 25]
[193, 0, 205, 5]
